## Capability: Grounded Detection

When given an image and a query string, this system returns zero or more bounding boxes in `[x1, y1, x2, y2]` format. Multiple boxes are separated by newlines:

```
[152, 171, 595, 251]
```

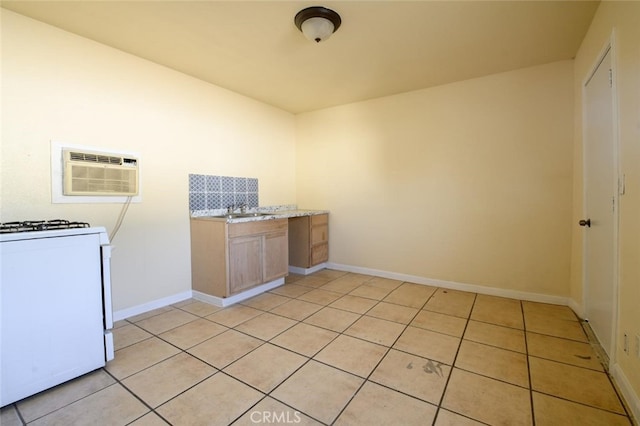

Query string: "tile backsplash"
[189, 174, 258, 213]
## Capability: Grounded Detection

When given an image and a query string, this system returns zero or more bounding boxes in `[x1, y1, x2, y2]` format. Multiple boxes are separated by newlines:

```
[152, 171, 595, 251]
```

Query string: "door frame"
[581, 31, 621, 364]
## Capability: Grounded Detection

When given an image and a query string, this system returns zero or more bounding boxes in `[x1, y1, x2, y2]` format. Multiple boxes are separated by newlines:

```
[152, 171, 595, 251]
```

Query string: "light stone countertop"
[190, 206, 328, 223]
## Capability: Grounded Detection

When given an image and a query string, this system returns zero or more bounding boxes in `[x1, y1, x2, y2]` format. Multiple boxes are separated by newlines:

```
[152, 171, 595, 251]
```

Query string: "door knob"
[579, 219, 591, 227]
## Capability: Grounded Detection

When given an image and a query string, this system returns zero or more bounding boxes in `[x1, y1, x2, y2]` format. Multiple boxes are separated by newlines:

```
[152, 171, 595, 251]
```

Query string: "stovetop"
[0, 220, 91, 234]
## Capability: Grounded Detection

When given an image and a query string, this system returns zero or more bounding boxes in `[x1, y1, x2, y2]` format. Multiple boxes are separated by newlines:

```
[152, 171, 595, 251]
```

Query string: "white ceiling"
[1, 1, 599, 113]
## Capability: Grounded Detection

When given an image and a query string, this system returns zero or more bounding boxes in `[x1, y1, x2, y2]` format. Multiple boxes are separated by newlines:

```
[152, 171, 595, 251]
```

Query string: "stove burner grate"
[0, 220, 91, 233]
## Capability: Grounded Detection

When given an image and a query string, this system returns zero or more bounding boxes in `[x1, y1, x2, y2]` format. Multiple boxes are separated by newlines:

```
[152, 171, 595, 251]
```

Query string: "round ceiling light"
[294, 6, 342, 43]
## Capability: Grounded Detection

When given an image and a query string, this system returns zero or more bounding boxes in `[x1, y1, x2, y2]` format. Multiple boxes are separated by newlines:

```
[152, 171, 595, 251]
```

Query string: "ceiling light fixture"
[294, 6, 342, 43]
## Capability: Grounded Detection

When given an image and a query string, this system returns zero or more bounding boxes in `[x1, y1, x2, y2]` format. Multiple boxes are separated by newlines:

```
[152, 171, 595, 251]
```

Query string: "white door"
[583, 47, 617, 358]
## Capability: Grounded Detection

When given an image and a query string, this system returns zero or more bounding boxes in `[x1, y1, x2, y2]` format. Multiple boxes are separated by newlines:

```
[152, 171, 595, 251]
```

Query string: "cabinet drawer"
[310, 243, 328, 265]
[311, 225, 328, 245]
[228, 219, 287, 238]
[311, 214, 328, 226]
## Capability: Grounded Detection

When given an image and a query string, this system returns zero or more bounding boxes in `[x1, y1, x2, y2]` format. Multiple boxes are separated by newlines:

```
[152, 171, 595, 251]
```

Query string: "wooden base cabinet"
[191, 218, 288, 298]
[288, 214, 329, 268]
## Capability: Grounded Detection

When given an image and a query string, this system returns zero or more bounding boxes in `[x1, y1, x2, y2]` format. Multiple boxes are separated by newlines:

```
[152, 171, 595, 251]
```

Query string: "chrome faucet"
[226, 203, 248, 214]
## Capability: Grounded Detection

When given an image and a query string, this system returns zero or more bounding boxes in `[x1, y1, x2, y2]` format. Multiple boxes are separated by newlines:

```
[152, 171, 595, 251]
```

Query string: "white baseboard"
[193, 278, 285, 307]
[113, 262, 578, 325]
[326, 262, 571, 307]
[611, 363, 640, 424]
[568, 297, 585, 319]
[113, 290, 193, 322]
[289, 263, 327, 276]
[113, 278, 286, 321]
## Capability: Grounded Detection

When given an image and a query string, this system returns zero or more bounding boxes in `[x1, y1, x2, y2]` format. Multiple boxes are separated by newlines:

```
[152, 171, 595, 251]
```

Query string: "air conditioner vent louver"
[68, 152, 124, 165]
[63, 149, 139, 196]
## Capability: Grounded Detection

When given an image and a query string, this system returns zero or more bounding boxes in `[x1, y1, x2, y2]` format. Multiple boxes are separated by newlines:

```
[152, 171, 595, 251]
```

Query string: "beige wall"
[4, 1, 637, 412]
[1, 10, 297, 311]
[296, 60, 574, 297]
[571, 0, 640, 405]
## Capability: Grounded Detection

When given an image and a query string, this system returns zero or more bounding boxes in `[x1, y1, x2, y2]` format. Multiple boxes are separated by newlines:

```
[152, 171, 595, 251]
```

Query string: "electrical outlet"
[624, 333, 629, 354]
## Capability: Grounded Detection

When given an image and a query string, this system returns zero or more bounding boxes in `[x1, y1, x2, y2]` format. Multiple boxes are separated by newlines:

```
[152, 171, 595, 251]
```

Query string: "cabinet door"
[228, 236, 262, 294]
[263, 231, 288, 282]
[310, 243, 329, 265]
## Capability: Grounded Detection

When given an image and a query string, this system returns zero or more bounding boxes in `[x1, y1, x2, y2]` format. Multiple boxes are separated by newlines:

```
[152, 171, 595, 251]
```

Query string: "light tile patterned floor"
[1, 270, 635, 425]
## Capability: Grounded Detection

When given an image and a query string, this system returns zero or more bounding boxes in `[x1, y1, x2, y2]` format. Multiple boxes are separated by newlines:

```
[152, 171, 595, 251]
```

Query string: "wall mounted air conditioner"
[63, 149, 139, 196]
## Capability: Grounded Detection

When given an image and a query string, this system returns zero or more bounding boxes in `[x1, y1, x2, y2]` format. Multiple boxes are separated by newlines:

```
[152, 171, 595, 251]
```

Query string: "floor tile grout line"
[580, 320, 635, 419]
[519, 306, 617, 420]
[226, 397, 267, 426]
[116, 313, 269, 414]
[233, 280, 482, 424]
[461, 336, 527, 356]
[440, 409, 493, 426]
[187, 332, 269, 371]
[521, 300, 537, 426]
[112, 332, 156, 353]
[33, 270, 632, 425]
[24, 371, 157, 426]
[602, 364, 635, 419]
[261, 279, 441, 424]
[313, 284, 435, 425]
[184, 327, 628, 424]
[354, 288, 445, 425]
[210, 297, 351, 420]
[234, 278, 632, 424]
[3, 272, 629, 426]
[111, 344, 193, 380]
[136, 310, 327, 425]
[21, 370, 149, 425]
[239, 295, 294, 311]
[527, 353, 609, 372]
[526, 327, 598, 344]
[325, 295, 413, 424]
[211, 370, 316, 424]
[106, 345, 221, 419]
[9, 368, 116, 424]
[125, 307, 174, 324]
[432, 291, 478, 425]
[255, 358, 335, 425]
[442, 365, 531, 391]
[154, 323, 230, 352]
[143, 288, 570, 384]
[531, 389, 633, 417]
[221, 320, 319, 370]
[271, 284, 436, 423]
[101, 367, 177, 426]
[7, 403, 27, 426]
[466, 316, 591, 345]
[228, 393, 326, 426]
[153, 343, 271, 414]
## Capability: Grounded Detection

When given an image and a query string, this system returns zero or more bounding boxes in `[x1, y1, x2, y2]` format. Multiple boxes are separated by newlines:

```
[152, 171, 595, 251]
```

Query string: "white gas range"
[0, 220, 114, 407]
